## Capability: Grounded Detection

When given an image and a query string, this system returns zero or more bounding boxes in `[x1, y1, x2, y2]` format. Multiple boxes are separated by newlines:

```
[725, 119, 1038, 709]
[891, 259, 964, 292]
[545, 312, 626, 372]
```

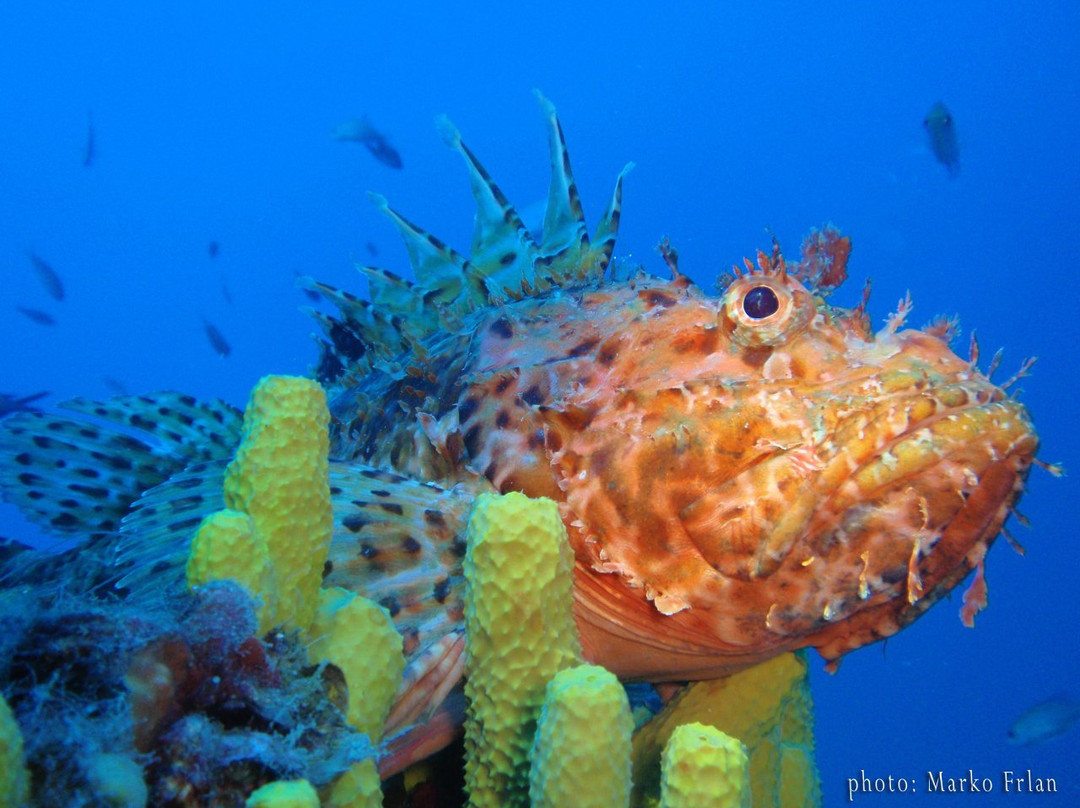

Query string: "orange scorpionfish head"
[468, 231, 1041, 680]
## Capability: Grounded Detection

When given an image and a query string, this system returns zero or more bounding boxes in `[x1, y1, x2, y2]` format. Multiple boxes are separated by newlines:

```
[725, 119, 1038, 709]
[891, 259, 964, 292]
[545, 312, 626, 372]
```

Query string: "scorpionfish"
[0, 92, 1041, 760]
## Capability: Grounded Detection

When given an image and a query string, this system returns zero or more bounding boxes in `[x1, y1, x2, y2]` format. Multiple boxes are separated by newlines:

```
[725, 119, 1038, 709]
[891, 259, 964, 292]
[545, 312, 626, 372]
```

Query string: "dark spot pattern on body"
[494, 375, 514, 395]
[463, 424, 484, 457]
[402, 536, 422, 553]
[433, 577, 452, 603]
[104, 455, 133, 471]
[360, 543, 379, 559]
[639, 289, 678, 309]
[168, 517, 203, 532]
[51, 513, 78, 528]
[597, 338, 620, 366]
[489, 317, 514, 339]
[458, 397, 480, 424]
[379, 502, 404, 516]
[495, 410, 510, 428]
[567, 338, 600, 358]
[343, 515, 369, 532]
[69, 486, 108, 499]
[521, 385, 544, 406]
[380, 596, 401, 617]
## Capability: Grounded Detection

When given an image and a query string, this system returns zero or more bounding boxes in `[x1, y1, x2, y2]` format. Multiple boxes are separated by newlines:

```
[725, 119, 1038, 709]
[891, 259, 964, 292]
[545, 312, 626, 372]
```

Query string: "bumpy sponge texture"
[0, 691, 30, 807]
[631, 653, 820, 807]
[463, 491, 583, 808]
[222, 375, 333, 632]
[245, 779, 320, 807]
[659, 723, 749, 808]
[186, 509, 274, 629]
[529, 663, 634, 808]
[307, 586, 405, 738]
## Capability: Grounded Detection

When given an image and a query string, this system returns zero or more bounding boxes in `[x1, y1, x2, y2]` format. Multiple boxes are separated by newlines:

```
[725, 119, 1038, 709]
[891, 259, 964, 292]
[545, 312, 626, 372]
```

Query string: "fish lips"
[772, 386, 1037, 659]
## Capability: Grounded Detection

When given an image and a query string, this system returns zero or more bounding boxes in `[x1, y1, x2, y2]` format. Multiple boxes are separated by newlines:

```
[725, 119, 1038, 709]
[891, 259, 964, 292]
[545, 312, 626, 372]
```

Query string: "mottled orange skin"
[429, 265, 1036, 680]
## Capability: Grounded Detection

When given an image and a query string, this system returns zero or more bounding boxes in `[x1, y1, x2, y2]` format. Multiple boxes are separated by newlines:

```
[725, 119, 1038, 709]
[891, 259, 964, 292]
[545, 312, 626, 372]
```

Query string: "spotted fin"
[0, 392, 242, 545]
[323, 464, 489, 662]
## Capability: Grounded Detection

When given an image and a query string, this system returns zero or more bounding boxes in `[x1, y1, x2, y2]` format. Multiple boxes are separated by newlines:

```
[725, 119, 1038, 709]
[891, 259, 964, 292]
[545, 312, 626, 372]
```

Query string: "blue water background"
[2, 2, 1077, 803]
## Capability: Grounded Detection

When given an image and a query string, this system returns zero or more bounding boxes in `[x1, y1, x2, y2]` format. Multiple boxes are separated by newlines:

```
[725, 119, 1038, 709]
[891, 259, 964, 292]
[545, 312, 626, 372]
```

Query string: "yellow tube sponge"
[186, 509, 274, 630]
[529, 663, 633, 808]
[307, 586, 405, 738]
[631, 653, 820, 808]
[463, 491, 582, 808]
[659, 723, 749, 808]
[0, 691, 29, 807]
[245, 779, 320, 808]
[325, 762, 381, 808]
[223, 375, 333, 632]
[307, 587, 403, 808]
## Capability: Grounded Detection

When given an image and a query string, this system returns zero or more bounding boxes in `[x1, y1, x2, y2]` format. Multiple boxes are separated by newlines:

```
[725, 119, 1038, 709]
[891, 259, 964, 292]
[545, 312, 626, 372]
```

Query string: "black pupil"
[743, 286, 779, 319]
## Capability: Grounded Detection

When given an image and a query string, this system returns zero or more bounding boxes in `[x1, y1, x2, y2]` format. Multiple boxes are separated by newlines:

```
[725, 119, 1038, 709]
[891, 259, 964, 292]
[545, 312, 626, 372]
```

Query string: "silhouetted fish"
[332, 116, 404, 169]
[83, 110, 95, 168]
[219, 273, 233, 304]
[924, 101, 960, 178]
[208, 241, 220, 259]
[365, 241, 379, 257]
[103, 377, 128, 395]
[27, 252, 65, 301]
[201, 318, 231, 357]
[0, 391, 48, 418]
[1007, 694, 1080, 745]
[15, 306, 56, 326]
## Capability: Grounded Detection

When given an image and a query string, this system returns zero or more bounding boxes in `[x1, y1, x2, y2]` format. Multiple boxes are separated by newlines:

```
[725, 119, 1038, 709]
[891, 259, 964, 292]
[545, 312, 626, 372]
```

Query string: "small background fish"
[924, 101, 960, 177]
[15, 306, 56, 326]
[201, 317, 232, 357]
[332, 116, 404, 169]
[27, 252, 65, 301]
[1007, 694, 1080, 745]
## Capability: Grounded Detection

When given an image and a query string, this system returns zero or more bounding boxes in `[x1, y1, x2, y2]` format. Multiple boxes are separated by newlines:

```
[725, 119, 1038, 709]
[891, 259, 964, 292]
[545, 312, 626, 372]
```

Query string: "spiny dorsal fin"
[534, 90, 590, 265]
[368, 191, 482, 319]
[435, 115, 550, 301]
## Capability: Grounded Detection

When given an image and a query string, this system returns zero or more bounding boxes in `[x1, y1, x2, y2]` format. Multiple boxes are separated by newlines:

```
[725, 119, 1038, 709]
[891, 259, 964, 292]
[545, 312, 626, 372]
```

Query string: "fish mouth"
[769, 379, 1039, 657]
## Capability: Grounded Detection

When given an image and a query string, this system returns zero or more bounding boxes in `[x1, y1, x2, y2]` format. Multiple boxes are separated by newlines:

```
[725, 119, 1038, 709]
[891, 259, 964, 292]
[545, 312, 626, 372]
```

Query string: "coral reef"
[462, 491, 582, 808]
[309, 587, 405, 808]
[659, 723, 749, 808]
[529, 664, 634, 808]
[245, 779, 320, 807]
[219, 374, 333, 633]
[631, 653, 821, 807]
[0, 689, 30, 807]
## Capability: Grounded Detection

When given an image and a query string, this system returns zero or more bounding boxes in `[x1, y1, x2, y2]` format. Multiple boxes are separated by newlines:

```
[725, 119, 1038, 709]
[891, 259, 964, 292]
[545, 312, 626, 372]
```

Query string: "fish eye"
[743, 286, 779, 319]
[721, 275, 814, 348]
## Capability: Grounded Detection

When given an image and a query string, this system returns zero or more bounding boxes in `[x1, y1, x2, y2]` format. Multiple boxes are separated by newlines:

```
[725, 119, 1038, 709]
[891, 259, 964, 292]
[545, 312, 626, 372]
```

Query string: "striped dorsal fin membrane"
[309, 94, 632, 385]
